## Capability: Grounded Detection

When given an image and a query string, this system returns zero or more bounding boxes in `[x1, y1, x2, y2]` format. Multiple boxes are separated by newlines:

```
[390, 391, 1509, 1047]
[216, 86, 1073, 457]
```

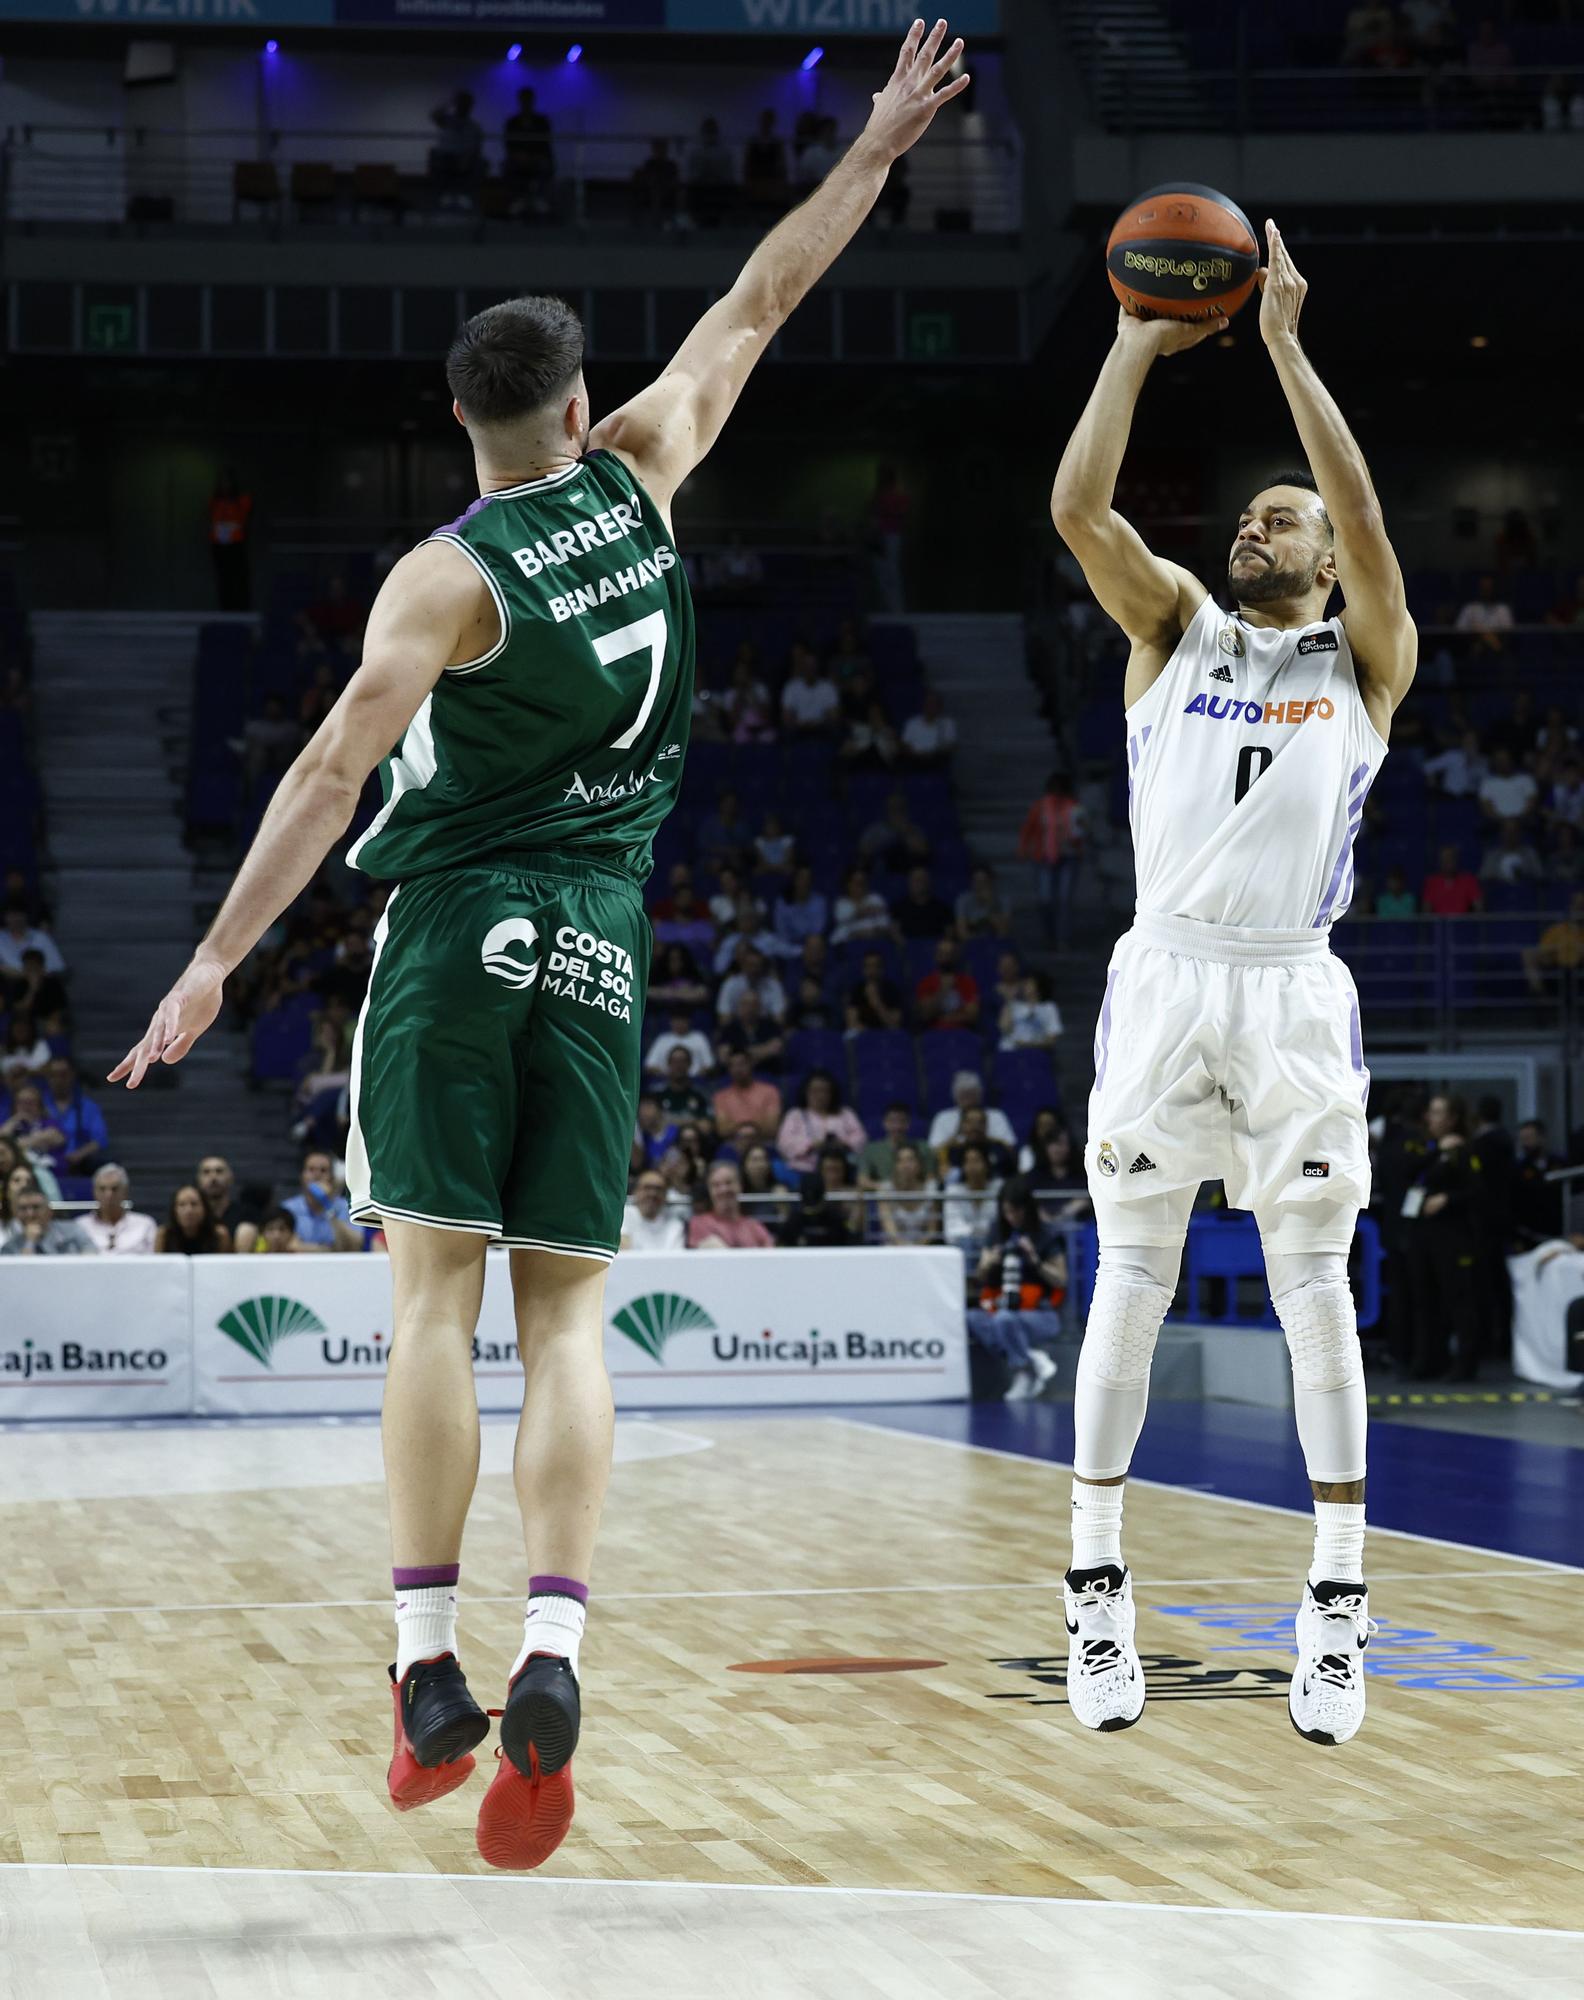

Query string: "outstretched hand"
[108, 955, 226, 1090]
[1258, 217, 1307, 346]
[1115, 303, 1229, 356]
[864, 18, 970, 161]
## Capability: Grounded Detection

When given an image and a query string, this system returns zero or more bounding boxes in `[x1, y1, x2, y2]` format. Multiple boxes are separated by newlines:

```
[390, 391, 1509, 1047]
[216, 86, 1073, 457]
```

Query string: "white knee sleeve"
[1268, 1250, 1366, 1485]
[1073, 1243, 1179, 1480]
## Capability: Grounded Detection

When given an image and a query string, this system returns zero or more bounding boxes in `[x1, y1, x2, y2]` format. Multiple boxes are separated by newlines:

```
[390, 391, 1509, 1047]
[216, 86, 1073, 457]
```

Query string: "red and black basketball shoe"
[386, 1654, 490, 1811]
[475, 1654, 580, 1870]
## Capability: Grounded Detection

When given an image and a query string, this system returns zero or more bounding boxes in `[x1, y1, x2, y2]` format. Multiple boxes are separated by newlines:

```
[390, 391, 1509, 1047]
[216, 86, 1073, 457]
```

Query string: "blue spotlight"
[566, 42, 583, 62]
[800, 45, 823, 70]
[264, 38, 279, 53]
[506, 41, 522, 60]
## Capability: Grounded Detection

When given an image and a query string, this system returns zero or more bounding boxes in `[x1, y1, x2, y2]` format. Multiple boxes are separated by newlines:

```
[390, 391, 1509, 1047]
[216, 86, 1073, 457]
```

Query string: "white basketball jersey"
[1125, 595, 1387, 930]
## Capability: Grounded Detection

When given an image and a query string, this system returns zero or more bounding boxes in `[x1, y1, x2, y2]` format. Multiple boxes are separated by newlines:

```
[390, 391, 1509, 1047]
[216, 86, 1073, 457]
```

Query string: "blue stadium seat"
[919, 1030, 986, 1110]
[251, 1008, 313, 1084]
[784, 1028, 848, 1089]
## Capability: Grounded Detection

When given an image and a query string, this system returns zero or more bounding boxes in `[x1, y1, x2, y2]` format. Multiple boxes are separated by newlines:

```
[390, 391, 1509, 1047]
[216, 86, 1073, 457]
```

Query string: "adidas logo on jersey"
[1208, 664, 1234, 683]
[1128, 1152, 1157, 1175]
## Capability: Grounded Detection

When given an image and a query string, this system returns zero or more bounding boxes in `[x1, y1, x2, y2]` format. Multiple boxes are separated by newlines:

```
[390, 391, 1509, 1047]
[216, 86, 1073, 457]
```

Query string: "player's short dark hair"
[1259, 468, 1334, 541]
[445, 295, 585, 426]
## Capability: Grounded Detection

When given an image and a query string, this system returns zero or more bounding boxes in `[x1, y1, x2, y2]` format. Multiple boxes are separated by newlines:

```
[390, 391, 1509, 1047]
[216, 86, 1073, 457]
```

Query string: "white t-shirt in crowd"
[77, 1210, 157, 1256]
[620, 1203, 687, 1253]
[645, 1029, 715, 1078]
[1423, 746, 1485, 797]
[0, 925, 66, 976]
[999, 999, 1064, 1050]
[902, 712, 958, 757]
[781, 677, 840, 727]
[927, 1105, 1017, 1150]
[1479, 770, 1538, 821]
[1455, 600, 1514, 633]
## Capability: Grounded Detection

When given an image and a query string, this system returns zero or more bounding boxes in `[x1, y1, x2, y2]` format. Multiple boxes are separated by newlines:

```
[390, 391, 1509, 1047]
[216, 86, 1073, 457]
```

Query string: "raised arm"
[110, 541, 483, 1088]
[589, 18, 969, 512]
[1259, 219, 1416, 729]
[1049, 310, 1217, 698]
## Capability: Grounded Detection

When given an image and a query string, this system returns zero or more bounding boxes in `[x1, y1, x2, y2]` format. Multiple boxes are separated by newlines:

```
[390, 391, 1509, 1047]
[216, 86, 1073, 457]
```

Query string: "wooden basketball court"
[0, 1412, 1579, 1996]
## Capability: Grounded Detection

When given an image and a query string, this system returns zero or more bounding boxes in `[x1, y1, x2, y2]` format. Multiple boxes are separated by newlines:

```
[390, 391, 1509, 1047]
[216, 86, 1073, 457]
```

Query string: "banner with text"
[0, 1259, 193, 1419]
[187, 1247, 966, 1416]
[0, 0, 995, 24]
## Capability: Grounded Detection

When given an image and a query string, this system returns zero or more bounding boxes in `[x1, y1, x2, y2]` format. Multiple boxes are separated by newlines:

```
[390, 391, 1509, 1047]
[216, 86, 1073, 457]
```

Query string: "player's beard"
[1229, 547, 1321, 604]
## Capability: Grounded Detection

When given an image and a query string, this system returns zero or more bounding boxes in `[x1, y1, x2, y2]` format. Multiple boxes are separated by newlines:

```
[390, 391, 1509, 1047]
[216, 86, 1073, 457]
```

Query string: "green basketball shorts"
[345, 854, 650, 1260]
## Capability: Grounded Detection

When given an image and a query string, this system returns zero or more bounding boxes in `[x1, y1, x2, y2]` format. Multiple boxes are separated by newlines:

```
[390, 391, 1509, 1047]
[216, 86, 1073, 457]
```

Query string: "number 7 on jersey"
[594, 610, 669, 751]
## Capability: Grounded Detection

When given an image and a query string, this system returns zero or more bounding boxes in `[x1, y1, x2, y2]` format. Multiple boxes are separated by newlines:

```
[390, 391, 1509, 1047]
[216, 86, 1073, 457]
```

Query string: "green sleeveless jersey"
[349, 449, 693, 885]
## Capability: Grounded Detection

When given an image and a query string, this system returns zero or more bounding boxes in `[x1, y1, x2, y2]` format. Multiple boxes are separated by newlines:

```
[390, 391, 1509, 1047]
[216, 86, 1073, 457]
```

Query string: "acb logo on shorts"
[480, 918, 540, 991]
[1097, 1140, 1120, 1177]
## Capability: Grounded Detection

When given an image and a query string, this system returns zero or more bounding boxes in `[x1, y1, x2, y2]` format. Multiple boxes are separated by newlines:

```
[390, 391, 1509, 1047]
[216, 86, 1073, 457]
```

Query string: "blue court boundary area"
[847, 1400, 1584, 1571]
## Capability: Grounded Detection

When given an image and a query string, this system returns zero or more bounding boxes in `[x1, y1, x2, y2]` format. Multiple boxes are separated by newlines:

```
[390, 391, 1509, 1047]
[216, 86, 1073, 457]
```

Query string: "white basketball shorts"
[1084, 911, 1371, 1253]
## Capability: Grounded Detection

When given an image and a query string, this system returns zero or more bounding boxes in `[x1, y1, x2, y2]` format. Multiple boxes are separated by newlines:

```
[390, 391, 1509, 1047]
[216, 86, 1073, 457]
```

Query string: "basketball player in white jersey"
[1048, 222, 1415, 1743]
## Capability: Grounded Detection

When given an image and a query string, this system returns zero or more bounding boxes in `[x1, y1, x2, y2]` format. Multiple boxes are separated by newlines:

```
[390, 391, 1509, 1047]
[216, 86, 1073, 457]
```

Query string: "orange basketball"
[1106, 183, 1260, 321]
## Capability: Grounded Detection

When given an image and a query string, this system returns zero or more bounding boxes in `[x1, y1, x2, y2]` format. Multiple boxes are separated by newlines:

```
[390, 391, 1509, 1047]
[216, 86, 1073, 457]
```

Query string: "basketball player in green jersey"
[112, 19, 969, 1870]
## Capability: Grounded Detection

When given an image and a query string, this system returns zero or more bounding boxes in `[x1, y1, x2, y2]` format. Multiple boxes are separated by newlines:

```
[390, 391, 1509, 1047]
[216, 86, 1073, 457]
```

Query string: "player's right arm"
[109, 542, 484, 1089]
[589, 18, 969, 515]
[1049, 309, 1220, 702]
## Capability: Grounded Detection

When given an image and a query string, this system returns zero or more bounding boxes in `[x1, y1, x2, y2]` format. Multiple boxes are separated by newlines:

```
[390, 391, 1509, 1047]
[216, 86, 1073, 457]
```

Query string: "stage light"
[506, 41, 522, 60]
[566, 42, 583, 62]
[800, 45, 824, 70]
[264, 38, 279, 54]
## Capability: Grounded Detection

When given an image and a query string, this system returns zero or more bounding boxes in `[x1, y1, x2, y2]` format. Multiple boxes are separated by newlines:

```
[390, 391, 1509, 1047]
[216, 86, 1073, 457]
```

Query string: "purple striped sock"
[529, 1573, 588, 1605]
[393, 1563, 459, 1591]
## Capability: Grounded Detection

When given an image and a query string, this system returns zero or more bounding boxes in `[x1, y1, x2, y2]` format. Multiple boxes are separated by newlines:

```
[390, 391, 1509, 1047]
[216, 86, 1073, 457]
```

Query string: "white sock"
[394, 1585, 458, 1679]
[1070, 1478, 1125, 1572]
[510, 1593, 587, 1680]
[1310, 1502, 1366, 1586]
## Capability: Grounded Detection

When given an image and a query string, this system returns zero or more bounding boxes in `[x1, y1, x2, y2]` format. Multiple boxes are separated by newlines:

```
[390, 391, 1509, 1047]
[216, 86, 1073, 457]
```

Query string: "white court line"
[828, 1417, 1584, 1577]
[0, 1568, 1572, 1621]
[4, 1860, 1581, 1942]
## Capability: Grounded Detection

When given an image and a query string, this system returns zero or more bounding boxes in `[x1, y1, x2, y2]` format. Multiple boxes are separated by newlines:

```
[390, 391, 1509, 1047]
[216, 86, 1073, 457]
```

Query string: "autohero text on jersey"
[1183, 693, 1336, 725]
[506, 499, 680, 626]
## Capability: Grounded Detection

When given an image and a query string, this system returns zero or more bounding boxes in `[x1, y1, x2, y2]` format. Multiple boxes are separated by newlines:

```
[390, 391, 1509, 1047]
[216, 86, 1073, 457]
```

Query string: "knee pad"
[1073, 1242, 1178, 1480]
[1268, 1250, 1366, 1483]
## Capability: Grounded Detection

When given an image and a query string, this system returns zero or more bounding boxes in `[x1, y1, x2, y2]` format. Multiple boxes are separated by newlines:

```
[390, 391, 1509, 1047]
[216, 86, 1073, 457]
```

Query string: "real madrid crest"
[1097, 1140, 1120, 1178]
[1218, 622, 1245, 657]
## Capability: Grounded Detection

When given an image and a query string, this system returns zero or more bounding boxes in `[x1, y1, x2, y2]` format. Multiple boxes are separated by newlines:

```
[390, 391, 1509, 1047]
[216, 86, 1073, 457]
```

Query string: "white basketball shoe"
[1063, 1564, 1146, 1731]
[1288, 1579, 1377, 1745]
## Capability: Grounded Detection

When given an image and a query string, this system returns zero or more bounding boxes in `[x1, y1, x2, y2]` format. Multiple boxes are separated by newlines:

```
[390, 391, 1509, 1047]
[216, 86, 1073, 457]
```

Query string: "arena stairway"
[31, 610, 299, 1206]
[1059, 0, 1208, 130]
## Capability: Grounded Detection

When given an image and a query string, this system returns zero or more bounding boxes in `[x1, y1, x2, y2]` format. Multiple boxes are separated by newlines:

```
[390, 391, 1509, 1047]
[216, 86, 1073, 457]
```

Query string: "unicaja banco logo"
[611, 1291, 715, 1362]
[480, 918, 539, 991]
[217, 1295, 326, 1368]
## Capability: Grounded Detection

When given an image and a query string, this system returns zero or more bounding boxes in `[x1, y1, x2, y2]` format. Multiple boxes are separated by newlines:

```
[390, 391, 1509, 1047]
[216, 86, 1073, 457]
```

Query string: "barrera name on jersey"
[1124, 595, 1386, 931]
[348, 449, 694, 886]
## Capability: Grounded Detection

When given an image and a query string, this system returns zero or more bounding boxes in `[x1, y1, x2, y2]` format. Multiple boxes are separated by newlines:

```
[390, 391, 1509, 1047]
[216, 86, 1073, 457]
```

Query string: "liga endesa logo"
[609, 1290, 948, 1369]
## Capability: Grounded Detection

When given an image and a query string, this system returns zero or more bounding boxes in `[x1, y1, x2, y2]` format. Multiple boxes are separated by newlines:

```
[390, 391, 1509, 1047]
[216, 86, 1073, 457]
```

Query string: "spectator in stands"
[786, 962, 837, 1033]
[1018, 769, 1085, 949]
[689, 1161, 774, 1249]
[684, 115, 736, 227]
[717, 944, 787, 1025]
[0, 1082, 66, 1185]
[621, 1168, 687, 1253]
[831, 867, 895, 947]
[284, 1149, 362, 1252]
[10, 948, 67, 1037]
[1479, 819, 1543, 888]
[1016, 1107, 1066, 1175]
[1512, 1120, 1564, 1242]
[658, 1140, 705, 1208]
[3, 1156, 51, 1221]
[929, 1071, 1016, 1154]
[1523, 890, 1584, 994]
[78, 1163, 156, 1256]
[780, 644, 841, 737]
[869, 464, 911, 613]
[1549, 824, 1584, 885]
[650, 942, 711, 1012]
[999, 970, 1063, 1050]
[631, 137, 680, 229]
[655, 1044, 713, 1127]
[773, 865, 828, 952]
[1340, 0, 1397, 66]
[942, 1140, 1000, 1267]
[712, 895, 782, 977]
[157, 1183, 232, 1256]
[845, 946, 905, 1033]
[1540, 75, 1584, 132]
[1422, 844, 1483, 916]
[1535, 707, 1578, 782]
[256, 1207, 307, 1254]
[915, 935, 980, 1032]
[197, 1154, 259, 1250]
[826, 619, 871, 684]
[1375, 866, 1418, 917]
[1029, 1126, 1091, 1227]
[1466, 16, 1515, 86]
[711, 1049, 782, 1141]
[877, 1141, 938, 1246]
[697, 789, 750, 871]
[792, 115, 841, 197]
[634, 1093, 679, 1173]
[742, 109, 788, 218]
[954, 865, 1010, 941]
[1, 1181, 91, 1257]
[1455, 575, 1514, 652]
[723, 655, 775, 742]
[858, 1103, 914, 1189]
[753, 811, 796, 883]
[1478, 749, 1539, 825]
[837, 700, 902, 772]
[895, 865, 954, 942]
[207, 467, 253, 611]
[738, 1141, 793, 1225]
[941, 1104, 1016, 1183]
[1424, 726, 1488, 799]
[429, 89, 485, 208]
[646, 1009, 714, 1082]
[503, 87, 556, 216]
[859, 790, 930, 874]
[900, 688, 957, 767]
[780, 1142, 862, 1248]
[41, 1056, 108, 1190]
[975, 1182, 1068, 1308]
[0, 902, 65, 989]
[777, 1069, 867, 1174]
[718, 986, 787, 1073]
[1, 1012, 50, 1089]
[1403, 1095, 1480, 1379]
